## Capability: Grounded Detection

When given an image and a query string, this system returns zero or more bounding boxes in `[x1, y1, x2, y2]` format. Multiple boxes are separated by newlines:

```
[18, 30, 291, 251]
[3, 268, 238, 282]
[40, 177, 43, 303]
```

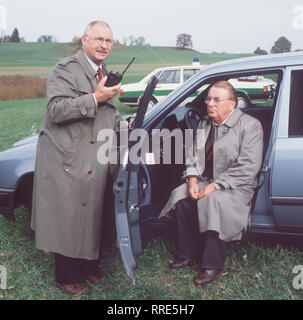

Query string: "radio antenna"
[121, 57, 136, 76]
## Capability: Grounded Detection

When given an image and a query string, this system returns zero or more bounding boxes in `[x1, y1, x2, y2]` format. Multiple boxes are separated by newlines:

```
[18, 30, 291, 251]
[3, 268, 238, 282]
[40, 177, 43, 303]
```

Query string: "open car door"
[114, 76, 158, 285]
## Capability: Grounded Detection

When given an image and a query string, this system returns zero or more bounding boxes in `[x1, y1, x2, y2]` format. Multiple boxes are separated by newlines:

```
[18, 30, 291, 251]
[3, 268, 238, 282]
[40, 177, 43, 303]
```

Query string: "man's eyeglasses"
[204, 97, 233, 105]
[85, 34, 113, 46]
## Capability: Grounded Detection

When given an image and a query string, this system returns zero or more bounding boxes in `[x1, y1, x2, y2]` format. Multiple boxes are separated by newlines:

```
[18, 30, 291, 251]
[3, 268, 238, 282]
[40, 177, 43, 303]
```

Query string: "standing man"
[160, 81, 263, 286]
[31, 21, 121, 295]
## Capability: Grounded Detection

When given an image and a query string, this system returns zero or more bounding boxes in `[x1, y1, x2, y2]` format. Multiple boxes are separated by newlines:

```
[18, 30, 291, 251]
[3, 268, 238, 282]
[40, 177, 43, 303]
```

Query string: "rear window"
[158, 70, 181, 84]
[183, 69, 199, 82]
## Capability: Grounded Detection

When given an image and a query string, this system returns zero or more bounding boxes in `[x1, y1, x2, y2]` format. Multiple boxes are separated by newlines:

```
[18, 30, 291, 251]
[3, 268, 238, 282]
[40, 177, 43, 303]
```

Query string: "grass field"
[0, 42, 254, 81]
[1, 207, 303, 300]
[0, 42, 253, 67]
[0, 42, 72, 67]
[0, 43, 302, 300]
[0, 98, 45, 151]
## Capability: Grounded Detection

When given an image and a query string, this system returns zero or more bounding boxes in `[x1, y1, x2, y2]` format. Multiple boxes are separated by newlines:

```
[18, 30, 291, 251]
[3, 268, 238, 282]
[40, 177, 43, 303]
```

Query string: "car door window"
[158, 70, 181, 84]
[173, 72, 278, 111]
[228, 74, 277, 109]
[169, 71, 281, 152]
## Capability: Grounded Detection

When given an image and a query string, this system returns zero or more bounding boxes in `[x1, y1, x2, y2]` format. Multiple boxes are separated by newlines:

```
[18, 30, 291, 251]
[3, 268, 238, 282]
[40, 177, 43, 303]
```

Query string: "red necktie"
[97, 67, 102, 82]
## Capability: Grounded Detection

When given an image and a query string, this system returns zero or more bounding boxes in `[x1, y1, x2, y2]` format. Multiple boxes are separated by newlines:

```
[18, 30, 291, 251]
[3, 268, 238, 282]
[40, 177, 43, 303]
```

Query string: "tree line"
[0, 27, 25, 42]
[254, 36, 294, 55]
[0, 27, 56, 43]
[0, 27, 299, 55]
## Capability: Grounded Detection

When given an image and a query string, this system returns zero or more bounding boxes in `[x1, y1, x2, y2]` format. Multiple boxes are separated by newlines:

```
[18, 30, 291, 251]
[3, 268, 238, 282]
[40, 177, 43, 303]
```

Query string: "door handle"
[256, 166, 270, 190]
[259, 166, 269, 173]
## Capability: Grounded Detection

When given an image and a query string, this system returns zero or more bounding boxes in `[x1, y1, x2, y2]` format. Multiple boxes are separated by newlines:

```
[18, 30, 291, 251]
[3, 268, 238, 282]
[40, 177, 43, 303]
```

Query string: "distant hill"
[0, 42, 253, 66]
[0, 42, 254, 82]
[106, 45, 253, 65]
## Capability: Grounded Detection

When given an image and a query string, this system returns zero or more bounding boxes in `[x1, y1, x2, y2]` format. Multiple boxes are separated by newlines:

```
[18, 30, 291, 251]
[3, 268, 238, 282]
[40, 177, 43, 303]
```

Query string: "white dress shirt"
[84, 53, 102, 106]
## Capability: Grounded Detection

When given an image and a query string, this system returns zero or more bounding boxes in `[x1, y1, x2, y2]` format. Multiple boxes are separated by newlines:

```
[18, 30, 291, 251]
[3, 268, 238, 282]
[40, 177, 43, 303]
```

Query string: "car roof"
[151, 64, 204, 72]
[201, 51, 303, 75]
[139, 64, 204, 83]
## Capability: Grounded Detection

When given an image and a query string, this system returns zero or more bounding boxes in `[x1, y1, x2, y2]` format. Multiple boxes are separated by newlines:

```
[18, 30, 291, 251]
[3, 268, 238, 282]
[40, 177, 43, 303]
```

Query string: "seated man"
[159, 80, 263, 286]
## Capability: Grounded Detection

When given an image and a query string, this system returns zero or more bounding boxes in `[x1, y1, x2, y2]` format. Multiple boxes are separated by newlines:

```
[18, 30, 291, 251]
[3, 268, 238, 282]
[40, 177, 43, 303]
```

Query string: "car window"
[289, 70, 303, 136]
[228, 74, 277, 109]
[183, 69, 199, 82]
[174, 72, 279, 110]
[158, 70, 181, 84]
[146, 71, 281, 121]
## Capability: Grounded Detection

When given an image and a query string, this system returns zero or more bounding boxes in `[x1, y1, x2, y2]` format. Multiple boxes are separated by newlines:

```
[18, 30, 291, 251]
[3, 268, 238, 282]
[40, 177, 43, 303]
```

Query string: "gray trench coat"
[159, 108, 264, 241]
[31, 49, 121, 259]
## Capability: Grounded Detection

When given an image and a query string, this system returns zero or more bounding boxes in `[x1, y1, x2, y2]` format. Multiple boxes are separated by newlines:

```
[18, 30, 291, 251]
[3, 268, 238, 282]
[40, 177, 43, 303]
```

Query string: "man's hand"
[196, 183, 216, 200]
[188, 177, 200, 200]
[94, 76, 121, 103]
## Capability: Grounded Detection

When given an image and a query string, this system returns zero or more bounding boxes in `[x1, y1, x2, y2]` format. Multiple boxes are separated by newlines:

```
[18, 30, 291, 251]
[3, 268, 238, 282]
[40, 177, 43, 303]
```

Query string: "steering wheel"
[185, 108, 205, 131]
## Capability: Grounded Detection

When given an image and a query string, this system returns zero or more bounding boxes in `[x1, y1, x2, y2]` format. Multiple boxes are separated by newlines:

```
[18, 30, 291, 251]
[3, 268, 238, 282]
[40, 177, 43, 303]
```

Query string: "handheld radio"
[104, 57, 135, 87]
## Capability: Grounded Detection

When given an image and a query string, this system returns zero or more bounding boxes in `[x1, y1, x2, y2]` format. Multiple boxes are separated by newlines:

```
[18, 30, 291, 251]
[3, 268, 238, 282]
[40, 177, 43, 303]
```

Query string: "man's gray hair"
[83, 20, 112, 35]
[211, 80, 238, 107]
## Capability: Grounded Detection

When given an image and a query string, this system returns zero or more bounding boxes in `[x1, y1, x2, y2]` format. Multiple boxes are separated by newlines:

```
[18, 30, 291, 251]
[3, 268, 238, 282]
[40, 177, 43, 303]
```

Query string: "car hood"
[13, 135, 38, 147]
[0, 135, 37, 161]
[0, 136, 37, 189]
[121, 82, 147, 91]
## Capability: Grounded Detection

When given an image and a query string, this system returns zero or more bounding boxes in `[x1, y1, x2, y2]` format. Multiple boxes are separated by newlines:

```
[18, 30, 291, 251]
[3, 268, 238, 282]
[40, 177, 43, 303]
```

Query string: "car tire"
[237, 94, 249, 109]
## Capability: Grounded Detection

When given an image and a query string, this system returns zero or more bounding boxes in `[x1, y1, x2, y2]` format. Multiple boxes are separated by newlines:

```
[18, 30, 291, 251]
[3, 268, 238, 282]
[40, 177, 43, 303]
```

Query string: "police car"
[119, 59, 204, 109]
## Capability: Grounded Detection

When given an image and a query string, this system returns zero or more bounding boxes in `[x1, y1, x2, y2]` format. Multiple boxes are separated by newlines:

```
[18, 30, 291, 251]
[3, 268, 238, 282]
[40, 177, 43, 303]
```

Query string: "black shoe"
[169, 258, 194, 269]
[85, 274, 104, 284]
[193, 269, 222, 286]
[56, 282, 91, 295]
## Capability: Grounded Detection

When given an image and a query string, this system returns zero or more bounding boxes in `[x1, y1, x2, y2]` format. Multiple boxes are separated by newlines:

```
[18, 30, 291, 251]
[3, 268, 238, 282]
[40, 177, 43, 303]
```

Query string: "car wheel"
[237, 94, 249, 109]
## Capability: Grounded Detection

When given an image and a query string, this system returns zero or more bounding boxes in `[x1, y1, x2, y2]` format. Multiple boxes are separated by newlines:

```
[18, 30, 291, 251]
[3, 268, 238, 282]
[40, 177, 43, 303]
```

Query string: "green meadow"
[0, 42, 72, 67]
[0, 42, 253, 81]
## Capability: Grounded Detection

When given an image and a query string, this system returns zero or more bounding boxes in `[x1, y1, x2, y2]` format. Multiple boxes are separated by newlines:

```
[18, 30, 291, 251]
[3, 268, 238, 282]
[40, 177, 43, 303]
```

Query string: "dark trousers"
[175, 198, 227, 270]
[54, 253, 99, 284]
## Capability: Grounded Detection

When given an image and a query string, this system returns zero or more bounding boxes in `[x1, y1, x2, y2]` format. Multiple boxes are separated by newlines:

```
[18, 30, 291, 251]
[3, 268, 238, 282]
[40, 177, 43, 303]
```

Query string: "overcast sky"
[1, 0, 303, 53]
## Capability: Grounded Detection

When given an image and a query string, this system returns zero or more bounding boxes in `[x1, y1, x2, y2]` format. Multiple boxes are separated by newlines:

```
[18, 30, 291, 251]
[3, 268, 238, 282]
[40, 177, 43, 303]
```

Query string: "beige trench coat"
[31, 49, 121, 259]
[159, 108, 264, 241]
